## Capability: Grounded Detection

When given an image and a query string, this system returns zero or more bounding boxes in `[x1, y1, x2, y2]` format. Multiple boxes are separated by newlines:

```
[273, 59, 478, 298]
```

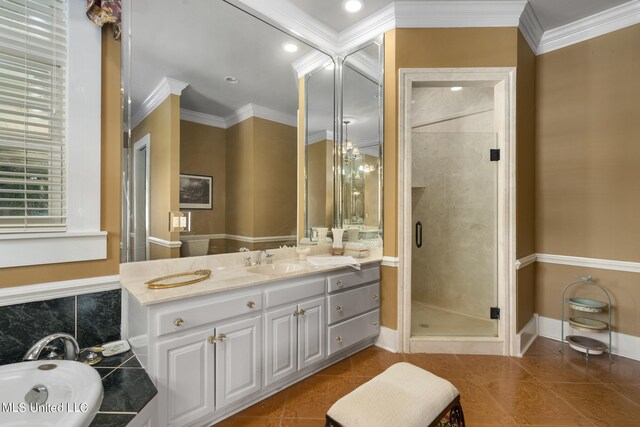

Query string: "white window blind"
[0, 0, 67, 232]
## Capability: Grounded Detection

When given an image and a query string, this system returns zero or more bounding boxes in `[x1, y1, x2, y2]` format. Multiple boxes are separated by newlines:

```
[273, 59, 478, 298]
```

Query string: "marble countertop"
[89, 351, 157, 427]
[120, 245, 383, 306]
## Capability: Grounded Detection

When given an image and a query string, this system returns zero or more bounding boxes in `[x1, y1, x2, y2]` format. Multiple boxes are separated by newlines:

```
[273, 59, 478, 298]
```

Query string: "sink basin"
[0, 360, 103, 427]
[247, 262, 304, 275]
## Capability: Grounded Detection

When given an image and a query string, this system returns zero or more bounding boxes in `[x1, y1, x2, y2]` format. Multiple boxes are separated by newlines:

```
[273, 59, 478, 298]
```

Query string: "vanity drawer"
[156, 291, 263, 337]
[328, 309, 379, 356]
[327, 283, 379, 325]
[265, 277, 325, 309]
[326, 265, 379, 293]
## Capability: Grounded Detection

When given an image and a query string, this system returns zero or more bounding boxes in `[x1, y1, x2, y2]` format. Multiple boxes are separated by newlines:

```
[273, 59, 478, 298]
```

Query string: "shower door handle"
[416, 221, 423, 248]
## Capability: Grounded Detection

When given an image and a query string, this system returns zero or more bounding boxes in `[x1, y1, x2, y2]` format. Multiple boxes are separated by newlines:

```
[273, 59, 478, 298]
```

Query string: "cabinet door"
[157, 328, 216, 427]
[298, 296, 326, 369]
[215, 315, 262, 409]
[265, 305, 297, 387]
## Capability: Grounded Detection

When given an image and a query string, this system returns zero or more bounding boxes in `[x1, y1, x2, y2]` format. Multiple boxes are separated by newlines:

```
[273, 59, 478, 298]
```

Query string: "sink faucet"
[23, 333, 79, 361]
[239, 247, 253, 266]
[257, 250, 273, 265]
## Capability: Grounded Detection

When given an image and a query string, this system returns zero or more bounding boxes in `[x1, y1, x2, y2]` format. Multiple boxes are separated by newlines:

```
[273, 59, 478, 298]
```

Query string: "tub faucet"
[23, 333, 79, 361]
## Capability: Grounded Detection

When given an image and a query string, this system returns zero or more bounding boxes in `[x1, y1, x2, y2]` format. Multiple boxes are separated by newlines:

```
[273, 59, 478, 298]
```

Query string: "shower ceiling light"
[451, 86, 463, 91]
[344, 0, 364, 13]
[283, 43, 298, 53]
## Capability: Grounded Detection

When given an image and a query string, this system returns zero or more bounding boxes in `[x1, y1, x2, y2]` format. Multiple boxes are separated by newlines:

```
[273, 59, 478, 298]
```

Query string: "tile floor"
[214, 337, 640, 426]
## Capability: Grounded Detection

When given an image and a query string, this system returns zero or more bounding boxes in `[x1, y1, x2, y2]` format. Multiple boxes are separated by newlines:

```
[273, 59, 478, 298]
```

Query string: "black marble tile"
[89, 413, 136, 427]
[93, 350, 136, 368]
[77, 290, 121, 348]
[0, 297, 75, 365]
[94, 367, 116, 379]
[121, 355, 142, 368]
[100, 368, 157, 413]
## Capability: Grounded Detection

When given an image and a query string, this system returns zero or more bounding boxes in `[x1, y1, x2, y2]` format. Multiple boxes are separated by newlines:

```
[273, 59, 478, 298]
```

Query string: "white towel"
[307, 256, 361, 270]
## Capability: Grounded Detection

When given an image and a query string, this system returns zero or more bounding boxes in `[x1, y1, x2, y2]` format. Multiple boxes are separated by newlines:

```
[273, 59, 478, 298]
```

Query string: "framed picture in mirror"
[179, 174, 212, 209]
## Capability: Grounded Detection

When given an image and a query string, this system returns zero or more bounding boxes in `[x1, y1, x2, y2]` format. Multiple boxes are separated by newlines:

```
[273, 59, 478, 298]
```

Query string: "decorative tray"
[569, 316, 608, 332]
[568, 297, 607, 313]
[145, 269, 212, 289]
[566, 335, 608, 355]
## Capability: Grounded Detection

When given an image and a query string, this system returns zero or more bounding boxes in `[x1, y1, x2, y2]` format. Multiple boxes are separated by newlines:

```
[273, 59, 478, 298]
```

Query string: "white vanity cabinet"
[124, 262, 380, 427]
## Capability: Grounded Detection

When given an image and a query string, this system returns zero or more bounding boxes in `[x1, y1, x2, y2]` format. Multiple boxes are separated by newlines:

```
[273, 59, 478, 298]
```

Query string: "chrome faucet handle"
[239, 247, 250, 253]
[23, 332, 79, 361]
[244, 256, 253, 267]
[263, 251, 274, 264]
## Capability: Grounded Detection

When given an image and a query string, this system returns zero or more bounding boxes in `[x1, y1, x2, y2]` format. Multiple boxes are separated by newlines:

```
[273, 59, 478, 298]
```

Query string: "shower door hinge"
[490, 149, 500, 161]
[490, 307, 500, 320]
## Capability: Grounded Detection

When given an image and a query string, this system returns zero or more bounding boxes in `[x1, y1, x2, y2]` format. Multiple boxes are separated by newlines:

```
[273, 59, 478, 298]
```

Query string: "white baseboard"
[538, 315, 640, 361]
[515, 314, 538, 357]
[375, 326, 398, 353]
[0, 275, 121, 307]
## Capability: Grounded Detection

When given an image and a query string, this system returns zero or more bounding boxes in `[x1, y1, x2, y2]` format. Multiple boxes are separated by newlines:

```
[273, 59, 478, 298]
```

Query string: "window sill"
[0, 231, 107, 268]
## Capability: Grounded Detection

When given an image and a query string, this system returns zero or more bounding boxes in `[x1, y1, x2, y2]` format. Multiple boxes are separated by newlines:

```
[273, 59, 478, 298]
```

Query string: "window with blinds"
[0, 0, 67, 232]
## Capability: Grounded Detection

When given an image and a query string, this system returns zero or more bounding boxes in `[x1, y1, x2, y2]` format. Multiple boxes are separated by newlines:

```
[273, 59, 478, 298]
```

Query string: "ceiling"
[292, 0, 631, 33]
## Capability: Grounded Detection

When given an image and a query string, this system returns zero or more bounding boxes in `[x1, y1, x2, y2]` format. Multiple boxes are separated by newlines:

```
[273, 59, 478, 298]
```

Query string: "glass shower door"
[410, 86, 498, 337]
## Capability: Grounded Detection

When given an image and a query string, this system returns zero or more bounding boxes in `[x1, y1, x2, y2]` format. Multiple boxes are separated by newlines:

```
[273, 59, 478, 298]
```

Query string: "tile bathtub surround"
[216, 337, 640, 426]
[0, 289, 121, 365]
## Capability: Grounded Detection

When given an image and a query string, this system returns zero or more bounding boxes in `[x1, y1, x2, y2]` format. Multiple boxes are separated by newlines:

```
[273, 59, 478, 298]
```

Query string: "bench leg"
[325, 415, 343, 427]
[449, 400, 466, 427]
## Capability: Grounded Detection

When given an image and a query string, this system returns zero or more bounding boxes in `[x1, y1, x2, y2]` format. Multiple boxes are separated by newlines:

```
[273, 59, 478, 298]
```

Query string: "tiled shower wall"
[0, 289, 121, 365]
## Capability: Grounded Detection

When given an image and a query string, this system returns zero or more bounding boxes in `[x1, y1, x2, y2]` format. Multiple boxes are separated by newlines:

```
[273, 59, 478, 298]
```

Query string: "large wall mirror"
[122, 0, 382, 262]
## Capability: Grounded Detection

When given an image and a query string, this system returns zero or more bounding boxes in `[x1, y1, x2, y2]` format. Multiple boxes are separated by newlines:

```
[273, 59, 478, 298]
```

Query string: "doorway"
[398, 68, 516, 355]
[133, 134, 150, 262]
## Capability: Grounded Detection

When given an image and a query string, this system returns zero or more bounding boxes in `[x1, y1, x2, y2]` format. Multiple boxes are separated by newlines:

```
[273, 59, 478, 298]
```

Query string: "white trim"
[292, 51, 333, 78]
[308, 130, 334, 144]
[375, 326, 399, 352]
[344, 50, 382, 84]
[518, 2, 544, 54]
[225, 234, 297, 243]
[225, 104, 297, 128]
[180, 233, 226, 241]
[537, 1, 640, 55]
[515, 313, 538, 357]
[338, 3, 395, 54]
[148, 236, 182, 248]
[0, 232, 107, 268]
[131, 77, 189, 129]
[536, 253, 640, 274]
[0, 275, 120, 307]
[381, 256, 399, 268]
[538, 315, 640, 362]
[515, 253, 536, 270]
[395, 0, 526, 28]
[180, 109, 226, 129]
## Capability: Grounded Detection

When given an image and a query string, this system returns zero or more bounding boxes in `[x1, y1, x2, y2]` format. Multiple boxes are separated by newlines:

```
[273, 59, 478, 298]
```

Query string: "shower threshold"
[411, 300, 497, 337]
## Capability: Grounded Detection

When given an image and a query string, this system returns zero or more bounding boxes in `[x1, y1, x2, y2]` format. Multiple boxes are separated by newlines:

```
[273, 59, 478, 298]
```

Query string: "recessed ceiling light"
[224, 76, 238, 84]
[283, 43, 298, 53]
[343, 0, 364, 12]
[451, 86, 462, 91]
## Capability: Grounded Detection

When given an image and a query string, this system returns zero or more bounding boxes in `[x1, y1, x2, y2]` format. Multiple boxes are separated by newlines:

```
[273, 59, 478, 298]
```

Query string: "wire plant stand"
[560, 276, 613, 362]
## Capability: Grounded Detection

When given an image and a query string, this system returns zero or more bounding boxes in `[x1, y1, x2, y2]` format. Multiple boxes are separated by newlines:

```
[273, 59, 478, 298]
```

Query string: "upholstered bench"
[325, 362, 465, 427]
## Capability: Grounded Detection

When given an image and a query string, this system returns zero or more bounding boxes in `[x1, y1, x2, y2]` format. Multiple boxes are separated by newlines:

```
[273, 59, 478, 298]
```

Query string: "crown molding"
[225, 103, 297, 128]
[338, 3, 394, 54]
[308, 130, 334, 144]
[180, 108, 226, 128]
[537, 0, 640, 55]
[345, 50, 382, 83]
[132, 77, 189, 129]
[293, 51, 333, 78]
[234, 0, 339, 53]
[518, 1, 544, 54]
[395, 1, 526, 28]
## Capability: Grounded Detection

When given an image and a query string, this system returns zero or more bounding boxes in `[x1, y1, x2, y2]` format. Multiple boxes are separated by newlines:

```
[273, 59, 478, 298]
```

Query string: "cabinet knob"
[208, 336, 216, 344]
[336, 280, 343, 288]
[218, 334, 226, 342]
[336, 305, 343, 312]
[299, 308, 306, 316]
[373, 295, 379, 301]
[247, 301, 256, 309]
[174, 318, 184, 327]
[335, 336, 343, 343]
[293, 310, 300, 317]
[372, 321, 379, 328]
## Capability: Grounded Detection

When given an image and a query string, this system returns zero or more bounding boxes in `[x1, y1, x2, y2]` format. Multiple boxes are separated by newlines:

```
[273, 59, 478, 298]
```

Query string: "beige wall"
[132, 95, 181, 259]
[307, 139, 334, 230]
[534, 24, 640, 336]
[226, 118, 254, 238]
[382, 27, 523, 330]
[180, 120, 226, 245]
[0, 28, 122, 288]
